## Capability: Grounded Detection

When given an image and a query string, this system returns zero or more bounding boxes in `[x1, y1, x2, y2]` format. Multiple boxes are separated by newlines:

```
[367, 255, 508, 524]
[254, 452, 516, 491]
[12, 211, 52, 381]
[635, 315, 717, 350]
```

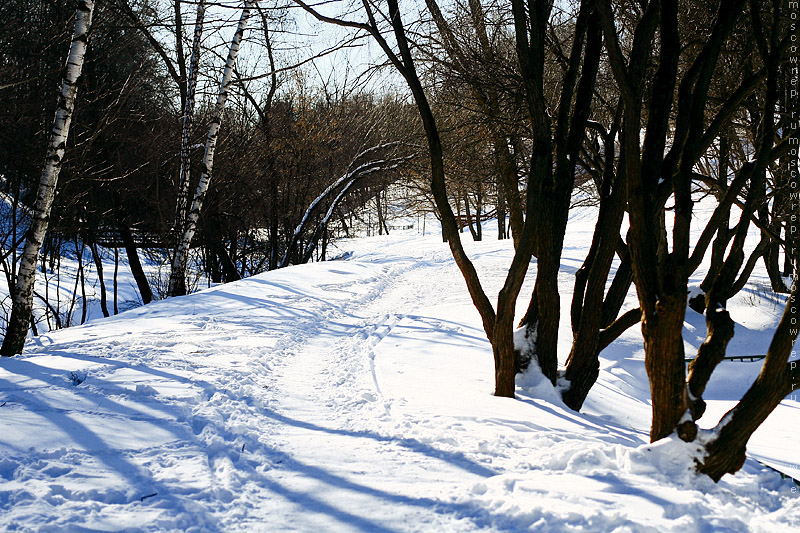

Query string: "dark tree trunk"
[464, 193, 479, 241]
[213, 238, 241, 283]
[601, 251, 633, 329]
[597, 0, 681, 441]
[686, 298, 735, 420]
[764, 239, 789, 293]
[89, 241, 109, 318]
[517, 0, 601, 386]
[563, 116, 627, 409]
[117, 222, 153, 305]
[643, 290, 692, 441]
[699, 287, 799, 481]
[375, 193, 386, 235]
[491, 134, 523, 248]
[66, 239, 85, 327]
[497, 180, 506, 241]
[698, 133, 733, 301]
[208, 244, 222, 284]
[113, 247, 119, 314]
[321, 226, 329, 260]
[79, 248, 87, 325]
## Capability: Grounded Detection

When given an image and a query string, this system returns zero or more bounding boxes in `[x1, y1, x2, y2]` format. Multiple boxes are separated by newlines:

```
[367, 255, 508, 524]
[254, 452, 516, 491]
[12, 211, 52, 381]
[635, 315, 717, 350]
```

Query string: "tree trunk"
[321, 226, 329, 261]
[113, 246, 119, 314]
[213, 238, 241, 283]
[643, 290, 692, 441]
[375, 192, 388, 235]
[1, 0, 95, 356]
[117, 222, 153, 305]
[269, 215, 279, 271]
[698, 133, 732, 300]
[764, 238, 789, 293]
[563, 134, 627, 409]
[516, 0, 601, 386]
[173, 0, 207, 248]
[597, 0, 681, 441]
[89, 241, 109, 318]
[66, 239, 85, 328]
[169, 1, 257, 296]
[492, 134, 523, 249]
[686, 293, 735, 420]
[497, 181, 506, 241]
[207, 241, 222, 283]
[463, 193, 478, 241]
[601, 251, 633, 328]
[698, 286, 799, 481]
[79, 246, 87, 325]
[475, 189, 483, 241]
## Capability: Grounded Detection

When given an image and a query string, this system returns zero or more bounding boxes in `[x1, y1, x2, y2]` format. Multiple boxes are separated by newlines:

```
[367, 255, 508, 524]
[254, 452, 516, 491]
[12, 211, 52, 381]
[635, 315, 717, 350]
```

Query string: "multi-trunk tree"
[294, 0, 605, 399]
[414, 0, 639, 410]
[296, 0, 798, 482]
[168, 0, 258, 296]
[596, 0, 798, 478]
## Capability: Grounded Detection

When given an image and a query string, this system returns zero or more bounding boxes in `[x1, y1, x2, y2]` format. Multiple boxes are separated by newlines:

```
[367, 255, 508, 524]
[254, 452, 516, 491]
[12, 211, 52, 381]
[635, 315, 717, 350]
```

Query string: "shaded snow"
[0, 209, 798, 531]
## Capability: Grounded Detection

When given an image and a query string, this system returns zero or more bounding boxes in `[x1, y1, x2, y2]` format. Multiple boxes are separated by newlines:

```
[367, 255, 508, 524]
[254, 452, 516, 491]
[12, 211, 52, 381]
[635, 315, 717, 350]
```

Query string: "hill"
[0, 210, 798, 531]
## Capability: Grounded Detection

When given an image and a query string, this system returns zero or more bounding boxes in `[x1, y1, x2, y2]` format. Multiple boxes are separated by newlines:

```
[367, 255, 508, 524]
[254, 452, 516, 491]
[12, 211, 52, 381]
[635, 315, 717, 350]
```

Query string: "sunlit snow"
[0, 209, 798, 532]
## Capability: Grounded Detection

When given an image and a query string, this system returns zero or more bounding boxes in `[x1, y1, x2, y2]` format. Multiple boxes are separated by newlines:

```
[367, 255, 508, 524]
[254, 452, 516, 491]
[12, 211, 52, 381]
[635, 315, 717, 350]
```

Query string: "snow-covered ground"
[0, 209, 798, 531]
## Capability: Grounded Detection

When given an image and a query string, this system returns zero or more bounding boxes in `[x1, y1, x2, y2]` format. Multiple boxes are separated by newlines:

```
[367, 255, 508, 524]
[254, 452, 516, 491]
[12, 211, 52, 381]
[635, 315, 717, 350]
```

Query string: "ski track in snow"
[0, 216, 798, 532]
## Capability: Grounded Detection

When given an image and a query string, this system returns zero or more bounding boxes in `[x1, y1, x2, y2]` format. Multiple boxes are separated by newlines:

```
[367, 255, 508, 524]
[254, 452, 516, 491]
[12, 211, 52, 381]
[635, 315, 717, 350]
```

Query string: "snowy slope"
[0, 212, 798, 532]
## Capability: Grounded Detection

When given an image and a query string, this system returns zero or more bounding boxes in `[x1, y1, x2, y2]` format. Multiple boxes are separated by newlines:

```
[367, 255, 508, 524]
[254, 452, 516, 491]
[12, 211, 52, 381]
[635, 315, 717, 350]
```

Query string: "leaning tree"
[1, 0, 96, 356]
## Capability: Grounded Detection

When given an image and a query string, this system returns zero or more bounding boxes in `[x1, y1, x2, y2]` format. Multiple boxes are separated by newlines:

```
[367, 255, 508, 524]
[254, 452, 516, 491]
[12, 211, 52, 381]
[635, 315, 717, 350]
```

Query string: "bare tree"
[1, 0, 95, 356]
[280, 143, 412, 267]
[173, 0, 208, 254]
[424, 0, 526, 248]
[597, 0, 798, 479]
[169, 0, 258, 296]
[293, 0, 589, 397]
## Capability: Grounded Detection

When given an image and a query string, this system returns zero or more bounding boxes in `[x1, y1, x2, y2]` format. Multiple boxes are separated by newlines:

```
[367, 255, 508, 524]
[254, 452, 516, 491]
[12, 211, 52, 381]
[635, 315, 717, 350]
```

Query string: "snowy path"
[1, 229, 798, 532]
[0, 246, 502, 531]
[230, 257, 500, 531]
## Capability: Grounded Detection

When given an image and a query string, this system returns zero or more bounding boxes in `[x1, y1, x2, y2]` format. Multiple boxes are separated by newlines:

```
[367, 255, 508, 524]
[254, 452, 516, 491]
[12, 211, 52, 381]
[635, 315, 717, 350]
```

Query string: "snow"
[1, 208, 798, 531]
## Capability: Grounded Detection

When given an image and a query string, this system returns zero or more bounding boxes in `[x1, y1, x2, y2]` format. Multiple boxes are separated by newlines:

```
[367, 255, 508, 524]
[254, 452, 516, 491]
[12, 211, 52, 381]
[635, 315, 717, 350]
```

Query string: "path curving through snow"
[1, 227, 798, 532]
[0, 238, 507, 531]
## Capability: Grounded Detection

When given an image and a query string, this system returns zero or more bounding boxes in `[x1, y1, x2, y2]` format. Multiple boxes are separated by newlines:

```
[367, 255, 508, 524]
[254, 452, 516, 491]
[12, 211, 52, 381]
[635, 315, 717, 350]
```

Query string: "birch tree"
[1, 0, 95, 356]
[168, 0, 257, 296]
[173, 0, 207, 248]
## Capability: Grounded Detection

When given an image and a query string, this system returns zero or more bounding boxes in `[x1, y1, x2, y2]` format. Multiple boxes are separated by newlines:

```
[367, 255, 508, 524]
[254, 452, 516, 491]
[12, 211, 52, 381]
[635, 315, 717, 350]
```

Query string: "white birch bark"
[1, 0, 95, 356]
[173, 0, 207, 244]
[168, 0, 257, 296]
